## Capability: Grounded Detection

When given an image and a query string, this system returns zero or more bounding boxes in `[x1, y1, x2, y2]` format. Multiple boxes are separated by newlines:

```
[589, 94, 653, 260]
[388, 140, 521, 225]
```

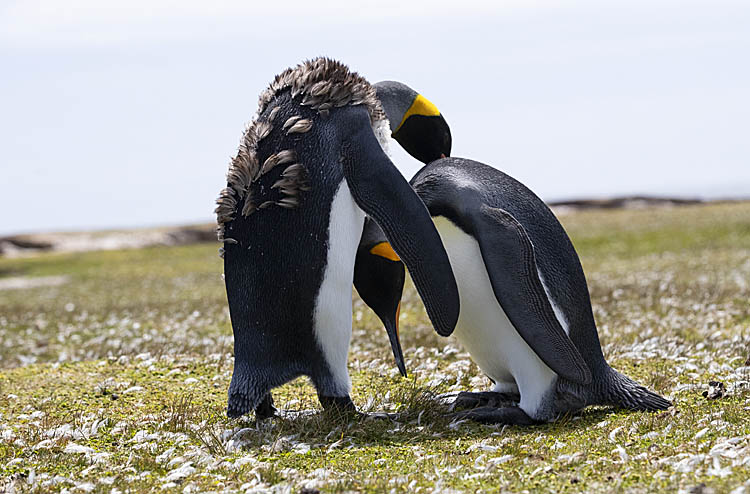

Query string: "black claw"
[254, 394, 277, 420]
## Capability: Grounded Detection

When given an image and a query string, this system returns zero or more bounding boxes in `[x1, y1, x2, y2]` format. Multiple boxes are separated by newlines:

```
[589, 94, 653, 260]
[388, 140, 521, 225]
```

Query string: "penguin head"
[374, 81, 452, 164]
[354, 218, 407, 377]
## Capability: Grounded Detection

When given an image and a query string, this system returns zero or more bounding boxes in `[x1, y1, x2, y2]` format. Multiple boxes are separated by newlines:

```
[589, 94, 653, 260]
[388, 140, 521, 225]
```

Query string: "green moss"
[2, 203, 750, 492]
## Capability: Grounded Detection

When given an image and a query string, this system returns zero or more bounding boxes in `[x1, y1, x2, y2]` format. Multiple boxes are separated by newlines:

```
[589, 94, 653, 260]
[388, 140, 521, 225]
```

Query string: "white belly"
[432, 216, 557, 413]
[312, 180, 365, 395]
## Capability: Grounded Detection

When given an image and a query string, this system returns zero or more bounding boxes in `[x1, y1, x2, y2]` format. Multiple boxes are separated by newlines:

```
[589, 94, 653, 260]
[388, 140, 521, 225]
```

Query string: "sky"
[1, 0, 749, 235]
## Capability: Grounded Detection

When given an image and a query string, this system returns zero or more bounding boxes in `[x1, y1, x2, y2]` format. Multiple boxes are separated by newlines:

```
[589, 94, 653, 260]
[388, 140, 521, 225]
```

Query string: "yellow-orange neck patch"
[394, 94, 441, 133]
[369, 242, 401, 262]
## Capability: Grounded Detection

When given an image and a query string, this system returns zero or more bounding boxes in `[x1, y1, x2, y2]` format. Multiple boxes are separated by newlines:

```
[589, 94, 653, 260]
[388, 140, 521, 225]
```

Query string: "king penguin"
[215, 58, 459, 419]
[360, 159, 673, 424]
[355, 83, 671, 423]
[351, 80, 456, 378]
[373, 81, 451, 164]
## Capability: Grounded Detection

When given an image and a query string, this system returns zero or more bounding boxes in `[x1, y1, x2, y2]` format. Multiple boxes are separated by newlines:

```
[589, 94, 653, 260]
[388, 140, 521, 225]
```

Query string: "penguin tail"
[603, 367, 672, 412]
[227, 392, 255, 418]
[226, 364, 269, 418]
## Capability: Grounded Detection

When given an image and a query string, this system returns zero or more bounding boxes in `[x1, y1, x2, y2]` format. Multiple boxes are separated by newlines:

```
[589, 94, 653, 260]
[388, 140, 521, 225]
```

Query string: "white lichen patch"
[0, 275, 69, 291]
[2, 202, 750, 492]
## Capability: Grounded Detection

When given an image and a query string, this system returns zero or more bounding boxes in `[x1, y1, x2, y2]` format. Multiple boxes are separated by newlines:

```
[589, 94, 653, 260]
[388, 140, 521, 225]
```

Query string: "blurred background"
[1, 0, 749, 236]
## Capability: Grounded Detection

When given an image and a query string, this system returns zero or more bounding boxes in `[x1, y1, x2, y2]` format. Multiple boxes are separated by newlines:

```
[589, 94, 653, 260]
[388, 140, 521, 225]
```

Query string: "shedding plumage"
[218, 59, 463, 420]
[268, 106, 280, 123]
[272, 163, 311, 195]
[214, 57, 386, 246]
[260, 150, 297, 176]
[286, 119, 313, 135]
[283, 115, 302, 130]
[240, 190, 257, 217]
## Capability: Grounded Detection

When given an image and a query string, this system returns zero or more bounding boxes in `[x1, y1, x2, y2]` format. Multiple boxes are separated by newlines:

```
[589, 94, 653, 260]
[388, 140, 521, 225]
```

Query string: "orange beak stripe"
[369, 242, 401, 262]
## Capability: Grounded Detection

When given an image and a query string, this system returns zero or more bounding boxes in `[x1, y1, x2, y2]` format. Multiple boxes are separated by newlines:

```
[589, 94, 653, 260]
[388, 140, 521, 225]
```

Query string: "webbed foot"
[449, 405, 537, 425]
[254, 393, 277, 420]
[319, 395, 362, 419]
[451, 391, 521, 411]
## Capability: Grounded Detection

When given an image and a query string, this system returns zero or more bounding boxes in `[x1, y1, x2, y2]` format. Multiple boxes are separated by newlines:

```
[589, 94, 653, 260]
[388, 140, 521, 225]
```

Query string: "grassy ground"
[1, 202, 749, 493]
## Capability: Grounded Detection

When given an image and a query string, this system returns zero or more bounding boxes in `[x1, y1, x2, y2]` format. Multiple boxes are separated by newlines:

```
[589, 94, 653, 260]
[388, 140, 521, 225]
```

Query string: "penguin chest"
[312, 180, 366, 383]
[431, 216, 555, 389]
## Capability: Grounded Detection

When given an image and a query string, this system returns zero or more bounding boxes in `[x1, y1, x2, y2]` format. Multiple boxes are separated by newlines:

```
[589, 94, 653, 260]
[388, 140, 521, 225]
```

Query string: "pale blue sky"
[1, 0, 748, 234]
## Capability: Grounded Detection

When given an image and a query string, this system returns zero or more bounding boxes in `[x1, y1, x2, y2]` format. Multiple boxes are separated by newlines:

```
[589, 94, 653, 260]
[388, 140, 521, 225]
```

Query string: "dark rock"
[687, 483, 715, 494]
[165, 226, 216, 245]
[0, 236, 54, 256]
[548, 195, 704, 210]
[702, 381, 725, 400]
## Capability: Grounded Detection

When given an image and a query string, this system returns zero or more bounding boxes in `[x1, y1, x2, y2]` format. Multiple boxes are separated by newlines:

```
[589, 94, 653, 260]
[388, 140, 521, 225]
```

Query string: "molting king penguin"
[215, 58, 459, 419]
[357, 86, 671, 423]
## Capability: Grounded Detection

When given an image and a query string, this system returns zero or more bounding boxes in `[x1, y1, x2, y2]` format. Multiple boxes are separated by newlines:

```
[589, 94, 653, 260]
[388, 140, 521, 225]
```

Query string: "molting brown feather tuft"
[282, 115, 301, 130]
[216, 57, 385, 238]
[286, 119, 313, 135]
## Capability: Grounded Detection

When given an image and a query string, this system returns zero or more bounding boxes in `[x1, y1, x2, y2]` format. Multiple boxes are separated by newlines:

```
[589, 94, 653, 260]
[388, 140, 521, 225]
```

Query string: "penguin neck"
[372, 118, 393, 158]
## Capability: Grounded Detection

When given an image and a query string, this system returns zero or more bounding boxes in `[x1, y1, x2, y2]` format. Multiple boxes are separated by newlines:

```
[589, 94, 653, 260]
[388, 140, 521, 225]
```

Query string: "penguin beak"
[385, 302, 407, 377]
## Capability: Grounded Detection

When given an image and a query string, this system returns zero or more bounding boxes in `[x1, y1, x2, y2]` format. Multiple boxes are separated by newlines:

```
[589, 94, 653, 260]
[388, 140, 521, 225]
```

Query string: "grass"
[1, 202, 750, 493]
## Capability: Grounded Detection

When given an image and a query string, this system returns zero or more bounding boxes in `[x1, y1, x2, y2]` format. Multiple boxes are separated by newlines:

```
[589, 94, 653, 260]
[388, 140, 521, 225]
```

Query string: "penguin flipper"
[475, 205, 592, 385]
[339, 119, 459, 337]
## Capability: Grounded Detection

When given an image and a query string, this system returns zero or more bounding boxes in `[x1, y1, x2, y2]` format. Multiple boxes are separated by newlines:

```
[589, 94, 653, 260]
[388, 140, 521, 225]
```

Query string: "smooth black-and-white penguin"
[359, 158, 672, 424]
[354, 218, 409, 378]
[215, 58, 459, 418]
[373, 81, 451, 164]
[351, 80, 453, 379]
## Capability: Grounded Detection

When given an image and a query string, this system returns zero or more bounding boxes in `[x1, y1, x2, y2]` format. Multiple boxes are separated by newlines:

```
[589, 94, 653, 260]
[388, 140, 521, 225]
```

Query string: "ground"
[1, 202, 749, 493]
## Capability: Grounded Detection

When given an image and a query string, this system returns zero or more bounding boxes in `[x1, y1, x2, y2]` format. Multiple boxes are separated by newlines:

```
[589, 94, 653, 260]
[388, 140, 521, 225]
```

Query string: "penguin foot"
[364, 412, 401, 421]
[319, 395, 361, 419]
[451, 391, 520, 411]
[254, 394, 277, 420]
[449, 406, 537, 425]
[319, 395, 356, 411]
